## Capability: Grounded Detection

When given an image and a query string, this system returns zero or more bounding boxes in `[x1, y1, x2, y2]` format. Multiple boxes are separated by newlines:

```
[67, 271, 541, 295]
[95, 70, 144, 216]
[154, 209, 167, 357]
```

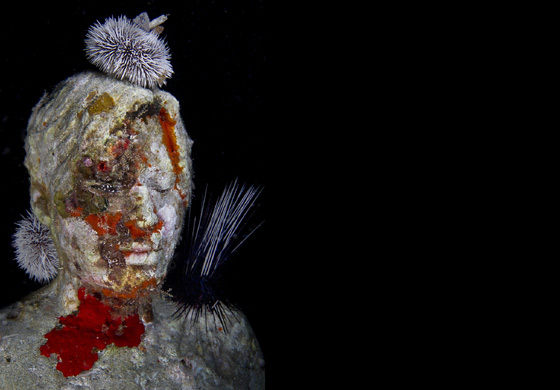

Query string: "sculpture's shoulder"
[0, 285, 61, 338]
[0, 292, 265, 389]
[152, 295, 266, 390]
[0, 287, 64, 389]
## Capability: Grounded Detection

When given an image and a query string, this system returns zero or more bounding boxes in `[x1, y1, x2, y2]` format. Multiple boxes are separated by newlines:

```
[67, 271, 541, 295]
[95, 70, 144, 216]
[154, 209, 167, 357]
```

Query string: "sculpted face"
[53, 107, 185, 295]
[25, 73, 193, 297]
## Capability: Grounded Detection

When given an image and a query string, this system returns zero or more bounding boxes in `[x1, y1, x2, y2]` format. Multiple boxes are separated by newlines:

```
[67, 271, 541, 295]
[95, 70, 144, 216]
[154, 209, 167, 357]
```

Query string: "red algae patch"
[40, 287, 145, 377]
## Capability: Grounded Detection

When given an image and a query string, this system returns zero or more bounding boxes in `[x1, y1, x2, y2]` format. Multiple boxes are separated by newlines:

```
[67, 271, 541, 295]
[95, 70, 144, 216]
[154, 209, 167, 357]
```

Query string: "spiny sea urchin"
[170, 180, 263, 332]
[84, 12, 173, 89]
[12, 211, 59, 283]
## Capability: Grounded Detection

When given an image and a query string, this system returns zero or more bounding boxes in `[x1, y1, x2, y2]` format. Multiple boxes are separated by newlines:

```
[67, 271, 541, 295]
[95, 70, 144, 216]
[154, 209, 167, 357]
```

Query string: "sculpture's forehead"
[77, 98, 175, 176]
[71, 115, 145, 194]
[66, 94, 191, 204]
[25, 73, 193, 218]
[80, 97, 162, 154]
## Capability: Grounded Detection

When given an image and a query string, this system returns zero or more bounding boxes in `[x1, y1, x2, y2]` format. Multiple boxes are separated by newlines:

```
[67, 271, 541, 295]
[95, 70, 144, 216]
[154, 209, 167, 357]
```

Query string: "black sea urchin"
[85, 13, 173, 89]
[12, 211, 59, 283]
[170, 180, 263, 332]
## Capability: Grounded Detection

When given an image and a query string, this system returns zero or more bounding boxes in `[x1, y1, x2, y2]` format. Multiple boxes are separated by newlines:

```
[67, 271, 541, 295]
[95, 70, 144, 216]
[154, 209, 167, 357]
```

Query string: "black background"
[0, 0, 269, 362]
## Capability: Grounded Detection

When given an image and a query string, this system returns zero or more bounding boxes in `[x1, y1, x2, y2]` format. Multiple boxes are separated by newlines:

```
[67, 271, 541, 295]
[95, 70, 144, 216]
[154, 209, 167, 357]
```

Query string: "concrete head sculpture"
[0, 12, 264, 388]
[25, 71, 192, 309]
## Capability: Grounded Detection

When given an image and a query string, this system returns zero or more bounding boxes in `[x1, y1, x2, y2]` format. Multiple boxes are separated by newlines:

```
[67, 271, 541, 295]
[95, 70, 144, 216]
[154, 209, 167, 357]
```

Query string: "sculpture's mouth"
[121, 246, 161, 265]
[128, 243, 155, 253]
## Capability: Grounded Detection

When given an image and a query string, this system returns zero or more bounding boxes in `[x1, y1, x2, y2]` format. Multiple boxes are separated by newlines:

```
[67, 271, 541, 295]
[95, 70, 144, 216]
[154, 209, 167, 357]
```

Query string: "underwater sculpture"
[0, 13, 264, 390]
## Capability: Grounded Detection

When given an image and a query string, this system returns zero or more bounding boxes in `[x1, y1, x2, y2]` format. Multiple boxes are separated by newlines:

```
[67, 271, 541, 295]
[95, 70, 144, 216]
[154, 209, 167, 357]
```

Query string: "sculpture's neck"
[53, 270, 155, 322]
[40, 271, 150, 378]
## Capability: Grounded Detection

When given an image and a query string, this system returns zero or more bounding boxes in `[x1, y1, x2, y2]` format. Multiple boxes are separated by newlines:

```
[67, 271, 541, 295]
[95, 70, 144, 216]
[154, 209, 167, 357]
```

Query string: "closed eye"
[90, 183, 119, 194]
[140, 168, 175, 193]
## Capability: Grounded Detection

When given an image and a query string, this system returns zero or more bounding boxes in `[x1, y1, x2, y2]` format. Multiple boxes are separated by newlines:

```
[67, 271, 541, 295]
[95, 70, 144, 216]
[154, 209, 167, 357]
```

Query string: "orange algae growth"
[69, 207, 84, 217]
[158, 107, 182, 177]
[111, 137, 130, 158]
[40, 288, 144, 377]
[101, 278, 158, 299]
[124, 219, 164, 239]
[85, 212, 123, 236]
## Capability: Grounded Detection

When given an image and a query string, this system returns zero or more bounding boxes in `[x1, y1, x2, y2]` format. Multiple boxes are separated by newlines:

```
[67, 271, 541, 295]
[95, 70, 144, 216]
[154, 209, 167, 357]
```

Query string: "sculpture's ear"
[29, 180, 53, 228]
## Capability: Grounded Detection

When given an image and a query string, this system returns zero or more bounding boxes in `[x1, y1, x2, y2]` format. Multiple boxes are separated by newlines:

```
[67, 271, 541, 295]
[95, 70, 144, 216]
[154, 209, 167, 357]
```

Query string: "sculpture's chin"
[81, 258, 163, 299]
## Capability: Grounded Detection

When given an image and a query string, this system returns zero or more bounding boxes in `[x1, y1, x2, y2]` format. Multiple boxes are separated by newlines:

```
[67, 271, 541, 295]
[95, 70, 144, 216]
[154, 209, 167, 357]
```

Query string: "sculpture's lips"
[130, 246, 152, 253]
[119, 243, 157, 254]
[116, 242, 162, 266]
[123, 250, 160, 265]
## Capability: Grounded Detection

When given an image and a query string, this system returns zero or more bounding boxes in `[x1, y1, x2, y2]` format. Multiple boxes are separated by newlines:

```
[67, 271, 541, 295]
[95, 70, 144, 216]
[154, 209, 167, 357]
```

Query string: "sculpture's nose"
[113, 184, 165, 255]
[130, 184, 159, 228]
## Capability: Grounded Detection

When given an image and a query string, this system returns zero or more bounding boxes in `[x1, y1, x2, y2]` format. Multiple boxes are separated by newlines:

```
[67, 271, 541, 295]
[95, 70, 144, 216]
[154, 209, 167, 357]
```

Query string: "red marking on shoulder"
[39, 288, 145, 377]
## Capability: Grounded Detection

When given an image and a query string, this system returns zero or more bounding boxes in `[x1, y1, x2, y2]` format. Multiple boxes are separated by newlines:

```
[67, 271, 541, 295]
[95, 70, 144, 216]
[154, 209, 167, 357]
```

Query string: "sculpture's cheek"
[53, 186, 183, 295]
[57, 217, 103, 276]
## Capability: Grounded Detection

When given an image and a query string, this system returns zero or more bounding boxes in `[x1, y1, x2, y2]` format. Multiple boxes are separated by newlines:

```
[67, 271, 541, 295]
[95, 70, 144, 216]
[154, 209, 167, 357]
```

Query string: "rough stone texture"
[0, 71, 265, 389]
[24, 71, 194, 296]
[0, 288, 265, 389]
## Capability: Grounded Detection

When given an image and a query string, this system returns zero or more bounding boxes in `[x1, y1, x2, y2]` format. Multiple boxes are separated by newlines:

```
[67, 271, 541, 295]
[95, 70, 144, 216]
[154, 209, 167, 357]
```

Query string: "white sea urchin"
[85, 12, 173, 89]
[12, 211, 59, 283]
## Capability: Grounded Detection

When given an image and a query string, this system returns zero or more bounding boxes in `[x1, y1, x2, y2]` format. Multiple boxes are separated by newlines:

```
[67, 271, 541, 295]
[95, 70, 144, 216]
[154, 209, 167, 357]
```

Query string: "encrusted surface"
[25, 71, 194, 299]
[0, 72, 264, 388]
[0, 289, 265, 389]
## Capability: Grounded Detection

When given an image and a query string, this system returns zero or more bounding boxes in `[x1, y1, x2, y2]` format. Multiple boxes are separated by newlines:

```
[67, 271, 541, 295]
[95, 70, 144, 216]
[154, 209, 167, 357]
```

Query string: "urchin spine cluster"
[173, 180, 263, 331]
[85, 12, 173, 89]
[12, 211, 59, 283]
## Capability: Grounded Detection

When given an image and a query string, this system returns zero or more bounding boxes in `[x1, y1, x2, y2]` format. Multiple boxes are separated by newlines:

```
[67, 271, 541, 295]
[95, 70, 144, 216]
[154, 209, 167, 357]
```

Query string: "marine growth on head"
[24, 71, 193, 298]
[85, 12, 173, 89]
